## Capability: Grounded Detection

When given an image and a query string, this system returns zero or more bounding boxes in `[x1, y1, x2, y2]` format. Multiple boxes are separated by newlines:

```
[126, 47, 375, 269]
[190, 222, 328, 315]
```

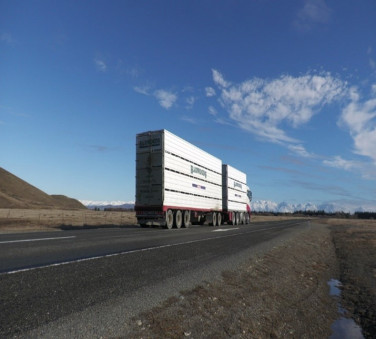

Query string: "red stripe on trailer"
[162, 205, 221, 212]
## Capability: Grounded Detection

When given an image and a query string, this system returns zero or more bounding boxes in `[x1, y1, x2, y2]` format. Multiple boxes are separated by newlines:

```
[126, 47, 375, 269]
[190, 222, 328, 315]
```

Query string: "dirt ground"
[125, 222, 339, 338]
[325, 218, 376, 338]
[0, 209, 138, 232]
[124, 219, 376, 338]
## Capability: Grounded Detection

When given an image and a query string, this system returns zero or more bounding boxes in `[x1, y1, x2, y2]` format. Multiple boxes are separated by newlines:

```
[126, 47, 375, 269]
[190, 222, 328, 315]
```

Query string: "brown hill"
[0, 167, 86, 209]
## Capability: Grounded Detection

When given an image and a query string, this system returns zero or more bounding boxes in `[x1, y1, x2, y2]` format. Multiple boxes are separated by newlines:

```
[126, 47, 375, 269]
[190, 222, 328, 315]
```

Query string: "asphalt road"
[0, 220, 309, 337]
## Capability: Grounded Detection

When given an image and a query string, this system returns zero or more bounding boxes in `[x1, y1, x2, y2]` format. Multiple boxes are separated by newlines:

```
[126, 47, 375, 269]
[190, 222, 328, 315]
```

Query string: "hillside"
[0, 167, 86, 209]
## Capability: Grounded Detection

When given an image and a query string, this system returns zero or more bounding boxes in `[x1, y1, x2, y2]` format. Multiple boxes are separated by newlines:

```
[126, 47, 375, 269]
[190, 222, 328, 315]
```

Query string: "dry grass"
[330, 220, 376, 337]
[319, 217, 376, 227]
[0, 209, 137, 232]
[251, 214, 302, 222]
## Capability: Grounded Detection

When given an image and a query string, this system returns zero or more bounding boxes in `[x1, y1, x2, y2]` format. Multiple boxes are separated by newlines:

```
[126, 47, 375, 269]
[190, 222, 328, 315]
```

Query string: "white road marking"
[212, 228, 239, 232]
[0, 236, 76, 244]
[2, 222, 307, 275]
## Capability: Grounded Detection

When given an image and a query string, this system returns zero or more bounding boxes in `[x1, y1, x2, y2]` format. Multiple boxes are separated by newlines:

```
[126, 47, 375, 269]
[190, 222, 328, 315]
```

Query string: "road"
[0, 220, 308, 337]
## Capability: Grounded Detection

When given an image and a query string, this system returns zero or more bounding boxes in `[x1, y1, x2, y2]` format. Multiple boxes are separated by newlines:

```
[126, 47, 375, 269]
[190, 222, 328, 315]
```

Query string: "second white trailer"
[222, 164, 252, 225]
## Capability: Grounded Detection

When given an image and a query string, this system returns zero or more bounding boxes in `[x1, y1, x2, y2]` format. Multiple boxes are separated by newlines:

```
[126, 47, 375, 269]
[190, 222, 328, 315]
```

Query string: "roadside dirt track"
[328, 219, 376, 338]
[125, 219, 376, 338]
[125, 222, 340, 338]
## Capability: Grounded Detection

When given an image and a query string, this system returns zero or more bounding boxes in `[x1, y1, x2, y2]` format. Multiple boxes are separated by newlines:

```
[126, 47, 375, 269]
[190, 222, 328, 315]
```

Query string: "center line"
[0, 236, 76, 244]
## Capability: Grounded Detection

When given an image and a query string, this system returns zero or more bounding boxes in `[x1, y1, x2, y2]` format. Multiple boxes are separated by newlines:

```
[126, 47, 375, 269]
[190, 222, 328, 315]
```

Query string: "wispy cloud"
[154, 89, 177, 109]
[288, 144, 315, 158]
[339, 85, 376, 166]
[181, 116, 197, 124]
[134, 86, 151, 95]
[205, 87, 216, 97]
[94, 58, 107, 72]
[186, 96, 196, 109]
[212, 69, 346, 145]
[208, 106, 217, 116]
[292, 179, 352, 198]
[323, 155, 358, 171]
[293, 0, 331, 32]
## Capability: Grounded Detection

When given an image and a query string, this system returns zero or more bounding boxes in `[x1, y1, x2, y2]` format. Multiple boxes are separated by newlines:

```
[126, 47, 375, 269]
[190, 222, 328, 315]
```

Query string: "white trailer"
[222, 164, 252, 225]
[135, 129, 252, 229]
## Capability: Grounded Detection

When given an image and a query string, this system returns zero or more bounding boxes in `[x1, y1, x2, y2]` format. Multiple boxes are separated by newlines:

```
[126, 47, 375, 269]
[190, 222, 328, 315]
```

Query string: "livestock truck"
[135, 129, 252, 229]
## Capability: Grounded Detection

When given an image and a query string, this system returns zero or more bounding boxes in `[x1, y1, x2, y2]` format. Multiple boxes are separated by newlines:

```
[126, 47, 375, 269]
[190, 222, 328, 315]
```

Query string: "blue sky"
[1, 0, 376, 211]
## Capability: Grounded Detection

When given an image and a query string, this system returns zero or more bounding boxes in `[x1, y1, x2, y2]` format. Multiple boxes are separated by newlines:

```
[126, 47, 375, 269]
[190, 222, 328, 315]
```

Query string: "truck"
[135, 129, 252, 229]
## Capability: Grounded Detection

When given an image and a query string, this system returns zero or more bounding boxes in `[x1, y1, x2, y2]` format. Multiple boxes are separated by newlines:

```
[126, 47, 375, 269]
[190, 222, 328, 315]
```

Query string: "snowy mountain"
[251, 200, 319, 213]
[251, 200, 376, 214]
[80, 200, 135, 210]
[80, 200, 375, 214]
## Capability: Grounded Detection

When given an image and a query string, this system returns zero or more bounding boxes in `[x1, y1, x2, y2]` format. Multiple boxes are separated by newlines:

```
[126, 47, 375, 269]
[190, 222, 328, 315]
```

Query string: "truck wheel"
[245, 214, 250, 224]
[231, 212, 236, 226]
[217, 213, 222, 226]
[183, 210, 190, 228]
[235, 212, 240, 225]
[175, 210, 182, 229]
[240, 212, 244, 225]
[211, 212, 217, 226]
[166, 210, 174, 229]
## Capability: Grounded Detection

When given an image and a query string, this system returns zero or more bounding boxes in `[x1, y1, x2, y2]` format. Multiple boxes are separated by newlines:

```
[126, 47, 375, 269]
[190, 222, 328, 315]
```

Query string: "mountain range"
[80, 200, 374, 214]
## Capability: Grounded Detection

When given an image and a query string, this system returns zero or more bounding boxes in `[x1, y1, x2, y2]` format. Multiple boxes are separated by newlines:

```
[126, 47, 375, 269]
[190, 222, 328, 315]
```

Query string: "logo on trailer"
[192, 183, 206, 190]
[191, 165, 207, 178]
[234, 182, 242, 189]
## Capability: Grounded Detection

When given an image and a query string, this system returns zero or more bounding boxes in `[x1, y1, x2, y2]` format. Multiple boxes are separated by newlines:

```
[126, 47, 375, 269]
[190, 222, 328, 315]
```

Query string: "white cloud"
[212, 69, 230, 88]
[288, 144, 314, 158]
[208, 106, 217, 116]
[94, 58, 107, 72]
[186, 96, 196, 108]
[294, 0, 331, 32]
[154, 89, 177, 109]
[340, 86, 376, 164]
[205, 87, 216, 97]
[134, 86, 150, 95]
[212, 69, 346, 144]
[323, 156, 358, 171]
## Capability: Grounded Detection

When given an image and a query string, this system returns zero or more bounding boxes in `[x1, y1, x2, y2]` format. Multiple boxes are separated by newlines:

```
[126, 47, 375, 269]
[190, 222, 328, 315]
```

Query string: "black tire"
[140, 224, 148, 228]
[175, 210, 182, 229]
[235, 212, 240, 225]
[240, 212, 244, 225]
[217, 213, 222, 226]
[231, 212, 236, 226]
[166, 210, 174, 229]
[211, 212, 217, 226]
[183, 210, 190, 228]
[245, 213, 250, 225]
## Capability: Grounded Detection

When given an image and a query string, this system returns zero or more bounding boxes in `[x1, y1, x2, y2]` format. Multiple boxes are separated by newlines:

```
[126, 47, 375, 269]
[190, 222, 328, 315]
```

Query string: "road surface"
[0, 220, 308, 337]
